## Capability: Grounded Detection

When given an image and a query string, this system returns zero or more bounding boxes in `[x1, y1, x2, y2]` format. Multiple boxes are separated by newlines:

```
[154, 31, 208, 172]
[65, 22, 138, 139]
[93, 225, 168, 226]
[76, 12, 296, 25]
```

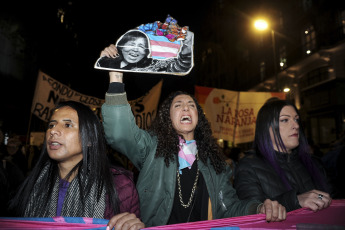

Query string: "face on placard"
[121, 37, 147, 64]
[270, 105, 300, 153]
[170, 94, 198, 141]
[46, 106, 83, 166]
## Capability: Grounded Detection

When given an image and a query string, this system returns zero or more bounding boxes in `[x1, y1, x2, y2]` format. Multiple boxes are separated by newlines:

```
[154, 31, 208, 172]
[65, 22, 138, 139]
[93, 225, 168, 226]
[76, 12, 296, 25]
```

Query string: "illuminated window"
[279, 45, 287, 69]
[302, 25, 316, 55]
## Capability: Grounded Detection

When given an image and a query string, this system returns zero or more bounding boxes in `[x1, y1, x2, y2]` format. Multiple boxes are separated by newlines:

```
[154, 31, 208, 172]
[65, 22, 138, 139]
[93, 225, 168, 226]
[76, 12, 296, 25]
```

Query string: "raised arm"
[100, 44, 124, 83]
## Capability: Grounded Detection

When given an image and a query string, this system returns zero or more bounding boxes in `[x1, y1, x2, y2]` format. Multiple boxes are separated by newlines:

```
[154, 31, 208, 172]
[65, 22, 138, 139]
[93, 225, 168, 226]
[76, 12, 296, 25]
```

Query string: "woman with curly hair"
[100, 49, 286, 228]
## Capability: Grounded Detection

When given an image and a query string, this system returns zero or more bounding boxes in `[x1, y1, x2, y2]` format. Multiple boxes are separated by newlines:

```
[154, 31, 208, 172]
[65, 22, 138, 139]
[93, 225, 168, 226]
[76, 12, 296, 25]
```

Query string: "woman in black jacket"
[234, 99, 332, 212]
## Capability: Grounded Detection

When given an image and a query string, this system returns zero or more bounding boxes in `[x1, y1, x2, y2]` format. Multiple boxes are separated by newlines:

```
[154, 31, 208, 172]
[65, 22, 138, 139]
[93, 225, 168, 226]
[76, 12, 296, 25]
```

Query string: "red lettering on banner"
[221, 106, 232, 115]
[235, 108, 254, 117]
[216, 114, 256, 126]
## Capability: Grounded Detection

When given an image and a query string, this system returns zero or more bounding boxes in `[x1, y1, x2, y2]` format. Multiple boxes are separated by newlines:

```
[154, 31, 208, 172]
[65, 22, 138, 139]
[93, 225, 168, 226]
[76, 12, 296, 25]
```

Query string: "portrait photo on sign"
[94, 14, 194, 76]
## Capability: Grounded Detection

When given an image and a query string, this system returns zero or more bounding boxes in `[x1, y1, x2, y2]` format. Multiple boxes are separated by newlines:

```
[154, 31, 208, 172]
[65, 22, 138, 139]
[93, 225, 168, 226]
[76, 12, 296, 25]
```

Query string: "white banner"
[31, 70, 162, 129]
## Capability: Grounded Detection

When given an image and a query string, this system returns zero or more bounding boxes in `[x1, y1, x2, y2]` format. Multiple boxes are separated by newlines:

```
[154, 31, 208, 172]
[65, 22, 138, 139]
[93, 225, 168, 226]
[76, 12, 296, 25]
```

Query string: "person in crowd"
[1, 158, 25, 215]
[0, 130, 25, 215]
[234, 99, 333, 212]
[26, 144, 42, 174]
[224, 147, 246, 183]
[227, 147, 246, 165]
[100, 47, 286, 228]
[0, 129, 6, 158]
[334, 144, 345, 198]
[0, 161, 10, 216]
[322, 131, 345, 198]
[9, 101, 144, 230]
[3, 137, 27, 175]
[222, 146, 236, 184]
[307, 138, 324, 159]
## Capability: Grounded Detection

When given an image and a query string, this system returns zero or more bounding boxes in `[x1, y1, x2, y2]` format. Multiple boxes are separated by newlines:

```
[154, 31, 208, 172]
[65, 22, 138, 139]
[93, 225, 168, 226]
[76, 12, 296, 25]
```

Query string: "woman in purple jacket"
[9, 101, 144, 230]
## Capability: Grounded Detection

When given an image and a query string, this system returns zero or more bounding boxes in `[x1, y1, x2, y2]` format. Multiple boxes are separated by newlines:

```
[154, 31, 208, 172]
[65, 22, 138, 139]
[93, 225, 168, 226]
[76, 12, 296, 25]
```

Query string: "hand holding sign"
[94, 14, 194, 76]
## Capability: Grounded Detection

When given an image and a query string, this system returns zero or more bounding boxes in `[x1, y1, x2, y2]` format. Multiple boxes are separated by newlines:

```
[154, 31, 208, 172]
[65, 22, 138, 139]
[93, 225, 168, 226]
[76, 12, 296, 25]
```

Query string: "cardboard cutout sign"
[94, 15, 194, 76]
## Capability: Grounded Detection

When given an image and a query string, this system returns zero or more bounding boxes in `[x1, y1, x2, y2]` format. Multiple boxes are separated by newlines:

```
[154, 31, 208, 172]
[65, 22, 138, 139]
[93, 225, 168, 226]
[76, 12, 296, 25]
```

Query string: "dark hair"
[9, 101, 120, 216]
[253, 99, 328, 191]
[116, 30, 151, 69]
[148, 91, 226, 174]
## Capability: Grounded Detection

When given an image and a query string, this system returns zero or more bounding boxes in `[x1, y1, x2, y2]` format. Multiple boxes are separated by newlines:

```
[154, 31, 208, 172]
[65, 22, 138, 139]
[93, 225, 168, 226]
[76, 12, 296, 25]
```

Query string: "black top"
[234, 149, 332, 212]
[167, 161, 209, 224]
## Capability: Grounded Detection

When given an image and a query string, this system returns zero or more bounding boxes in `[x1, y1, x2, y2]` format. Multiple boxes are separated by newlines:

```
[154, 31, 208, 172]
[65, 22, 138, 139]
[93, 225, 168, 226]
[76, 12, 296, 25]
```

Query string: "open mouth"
[180, 115, 192, 123]
[48, 140, 62, 149]
[129, 52, 139, 57]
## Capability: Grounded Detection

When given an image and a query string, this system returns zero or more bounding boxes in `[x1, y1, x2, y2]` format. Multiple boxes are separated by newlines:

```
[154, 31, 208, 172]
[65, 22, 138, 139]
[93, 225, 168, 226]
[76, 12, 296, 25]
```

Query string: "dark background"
[4, 0, 339, 138]
[1, 0, 216, 135]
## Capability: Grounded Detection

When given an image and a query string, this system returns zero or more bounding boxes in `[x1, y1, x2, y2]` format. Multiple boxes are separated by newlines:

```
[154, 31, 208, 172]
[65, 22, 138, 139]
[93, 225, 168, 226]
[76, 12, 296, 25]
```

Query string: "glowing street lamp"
[283, 87, 290, 93]
[254, 19, 268, 31]
[254, 19, 278, 91]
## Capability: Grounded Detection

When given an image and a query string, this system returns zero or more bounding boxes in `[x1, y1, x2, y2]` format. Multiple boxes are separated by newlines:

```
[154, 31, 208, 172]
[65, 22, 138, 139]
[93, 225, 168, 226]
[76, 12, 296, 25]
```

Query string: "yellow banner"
[195, 85, 285, 144]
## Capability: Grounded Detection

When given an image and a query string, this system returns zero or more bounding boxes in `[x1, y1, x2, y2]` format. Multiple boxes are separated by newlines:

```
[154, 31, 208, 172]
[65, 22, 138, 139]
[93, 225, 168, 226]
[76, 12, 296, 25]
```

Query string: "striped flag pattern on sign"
[146, 34, 182, 59]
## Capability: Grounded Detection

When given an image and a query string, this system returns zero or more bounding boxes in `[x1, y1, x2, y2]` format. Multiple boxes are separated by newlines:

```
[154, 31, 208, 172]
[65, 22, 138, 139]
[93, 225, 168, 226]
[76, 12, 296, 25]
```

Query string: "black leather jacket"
[234, 149, 331, 212]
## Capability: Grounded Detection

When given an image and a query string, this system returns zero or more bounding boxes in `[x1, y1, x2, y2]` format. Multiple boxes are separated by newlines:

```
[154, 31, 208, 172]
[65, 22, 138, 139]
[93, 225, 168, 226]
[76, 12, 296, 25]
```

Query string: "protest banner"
[31, 70, 162, 130]
[195, 85, 286, 144]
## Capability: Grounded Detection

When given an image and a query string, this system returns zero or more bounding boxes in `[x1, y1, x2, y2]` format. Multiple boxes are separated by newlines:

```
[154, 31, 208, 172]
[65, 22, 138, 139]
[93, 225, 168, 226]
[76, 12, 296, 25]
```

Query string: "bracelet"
[256, 203, 264, 214]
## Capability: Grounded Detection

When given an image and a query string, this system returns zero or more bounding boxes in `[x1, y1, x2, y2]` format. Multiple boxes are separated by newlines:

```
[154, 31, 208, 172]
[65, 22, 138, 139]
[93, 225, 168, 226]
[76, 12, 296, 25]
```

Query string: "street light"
[254, 19, 279, 91]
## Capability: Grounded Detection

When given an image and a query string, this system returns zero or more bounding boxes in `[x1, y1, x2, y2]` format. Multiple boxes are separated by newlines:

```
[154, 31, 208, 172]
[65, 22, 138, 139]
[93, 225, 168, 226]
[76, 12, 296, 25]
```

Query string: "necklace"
[176, 153, 199, 208]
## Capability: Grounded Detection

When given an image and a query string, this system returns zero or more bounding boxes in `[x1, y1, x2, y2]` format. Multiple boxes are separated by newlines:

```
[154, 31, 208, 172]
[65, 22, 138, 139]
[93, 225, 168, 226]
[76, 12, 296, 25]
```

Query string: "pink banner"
[144, 199, 345, 230]
[1, 200, 344, 229]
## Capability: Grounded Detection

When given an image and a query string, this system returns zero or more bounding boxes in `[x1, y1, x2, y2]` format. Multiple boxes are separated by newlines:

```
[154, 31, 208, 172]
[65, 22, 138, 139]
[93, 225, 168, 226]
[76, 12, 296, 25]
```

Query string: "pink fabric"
[83, 217, 94, 224]
[144, 199, 345, 230]
[52, 216, 67, 223]
[0, 218, 106, 229]
[1, 200, 344, 229]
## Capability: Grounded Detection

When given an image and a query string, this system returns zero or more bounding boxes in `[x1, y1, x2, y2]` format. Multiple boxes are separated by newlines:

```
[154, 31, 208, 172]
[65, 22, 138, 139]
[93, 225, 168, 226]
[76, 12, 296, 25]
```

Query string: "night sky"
[1, 0, 214, 134]
[31, 0, 210, 99]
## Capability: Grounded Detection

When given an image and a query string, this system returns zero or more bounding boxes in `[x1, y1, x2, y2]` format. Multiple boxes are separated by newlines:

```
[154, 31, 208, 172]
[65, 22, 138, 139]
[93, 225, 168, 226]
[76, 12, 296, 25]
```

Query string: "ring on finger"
[318, 194, 323, 200]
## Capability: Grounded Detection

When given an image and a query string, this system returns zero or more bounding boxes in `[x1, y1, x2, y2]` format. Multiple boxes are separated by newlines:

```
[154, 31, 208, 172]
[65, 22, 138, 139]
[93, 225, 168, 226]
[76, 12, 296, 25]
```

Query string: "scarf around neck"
[24, 163, 106, 218]
[178, 136, 197, 174]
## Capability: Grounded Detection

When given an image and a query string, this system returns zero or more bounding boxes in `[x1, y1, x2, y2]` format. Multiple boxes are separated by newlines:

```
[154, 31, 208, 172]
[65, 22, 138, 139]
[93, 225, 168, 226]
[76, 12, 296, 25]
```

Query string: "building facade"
[247, 1, 345, 149]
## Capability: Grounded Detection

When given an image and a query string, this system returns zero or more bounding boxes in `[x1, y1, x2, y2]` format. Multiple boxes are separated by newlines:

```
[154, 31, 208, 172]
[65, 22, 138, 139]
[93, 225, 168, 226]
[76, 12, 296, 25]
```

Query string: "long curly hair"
[148, 91, 226, 174]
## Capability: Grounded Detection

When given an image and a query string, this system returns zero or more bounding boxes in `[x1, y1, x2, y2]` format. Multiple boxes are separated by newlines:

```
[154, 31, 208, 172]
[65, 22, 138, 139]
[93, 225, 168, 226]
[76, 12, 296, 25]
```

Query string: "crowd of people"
[0, 44, 343, 229]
